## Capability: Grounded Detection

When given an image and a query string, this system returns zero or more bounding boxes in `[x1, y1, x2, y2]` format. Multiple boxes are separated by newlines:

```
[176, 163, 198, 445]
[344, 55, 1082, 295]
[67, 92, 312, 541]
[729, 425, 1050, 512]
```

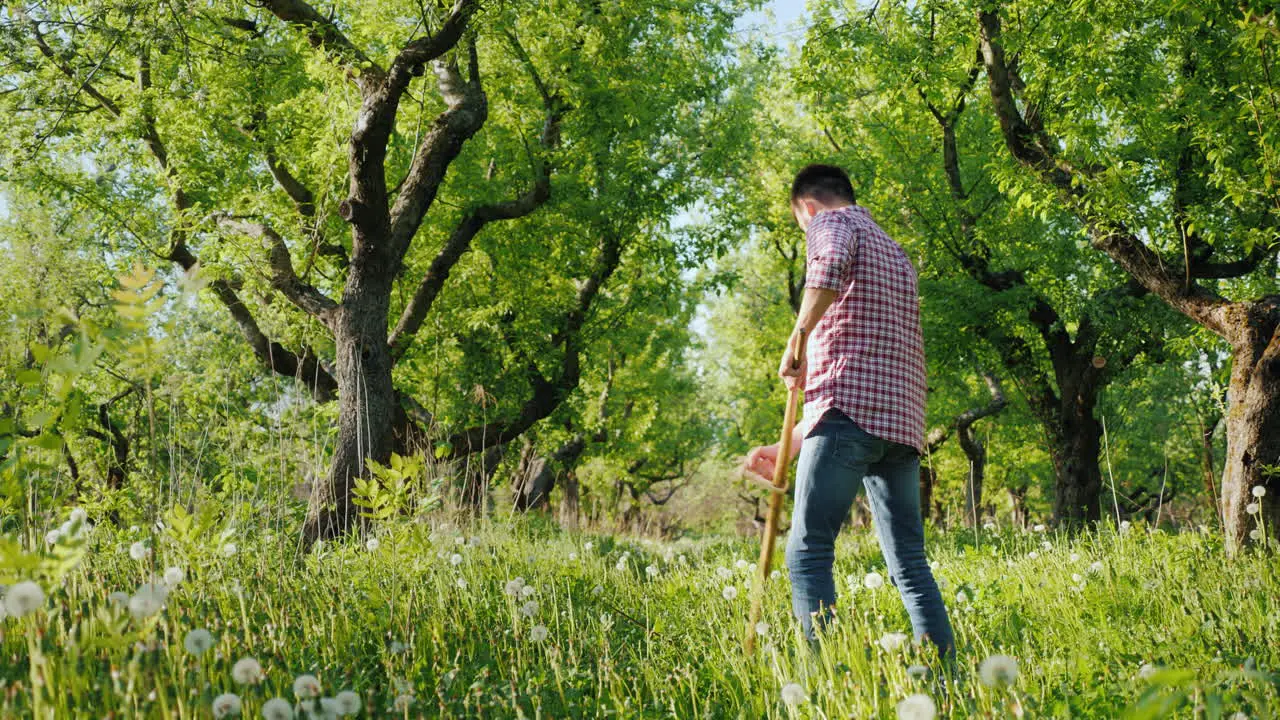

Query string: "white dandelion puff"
[449, 553, 463, 566]
[392, 694, 414, 711]
[128, 583, 168, 619]
[520, 585, 536, 599]
[1246, 503, 1260, 515]
[1120, 520, 1132, 533]
[1088, 561, 1104, 574]
[221, 542, 238, 557]
[592, 585, 603, 595]
[907, 664, 929, 679]
[1253, 486, 1266, 498]
[231, 657, 264, 685]
[455, 577, 467, 589]
[1137, 663, 1158, 681]
[108, 590, 129, 607]
[982, 522, 996, 531]
[896, 693, 936, 720]
[1032, 524, 1046, 532]
[261, 697, 294, 720]
[722, 585, 738, 601]
[568, 552, 578, 561]
[1250, 528, 1263, 540]
[164, 566, 185, 586]
[334, 690, 361, 715]
[129, 541, 150, 561]
[1027, 551, 1039, 559]
[755, 621, 770, 636]
[1069, 552, 1081, 562]
[584, 541, 593, 551]
[184, 628, 214, 655]
[978, 654, 1019, 687]
[780, 683, 807, 706]
[878, 632, 909, 652]
[365, 537, 380, 552]
[45, 529, 62, 546]
[770, 570, 781, 580]
[212, 692, 242, 718]
[530, 625, 549, 642]
[520, 600, 539, 617]
[955, 589, 969, 604]
[716, 566, 733, 579]
[293, 674, 321, 698]
[646, 565, 659, 577]
[4, 581, 45, 617]
[504, 578, 525, 597]
[863, 572, 884, 590]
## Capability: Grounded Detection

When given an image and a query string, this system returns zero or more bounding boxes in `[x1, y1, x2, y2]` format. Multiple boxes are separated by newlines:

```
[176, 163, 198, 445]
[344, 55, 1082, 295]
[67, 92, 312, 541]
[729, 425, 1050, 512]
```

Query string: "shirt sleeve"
[804, 211, 855, 292]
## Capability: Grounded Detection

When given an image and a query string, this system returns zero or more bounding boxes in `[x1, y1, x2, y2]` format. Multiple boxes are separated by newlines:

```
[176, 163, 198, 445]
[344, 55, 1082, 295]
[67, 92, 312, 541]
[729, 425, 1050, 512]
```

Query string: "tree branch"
[212, 214, 339, 326]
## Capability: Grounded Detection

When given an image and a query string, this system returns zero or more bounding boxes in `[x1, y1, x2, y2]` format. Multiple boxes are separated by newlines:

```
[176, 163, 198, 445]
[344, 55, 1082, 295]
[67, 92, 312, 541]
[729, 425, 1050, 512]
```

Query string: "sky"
[739, 0, 809, 42]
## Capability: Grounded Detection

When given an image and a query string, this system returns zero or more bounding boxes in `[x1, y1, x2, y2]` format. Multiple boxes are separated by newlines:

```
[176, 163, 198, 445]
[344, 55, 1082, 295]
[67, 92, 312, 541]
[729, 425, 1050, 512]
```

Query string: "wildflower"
[1033, 524, 1046, 532]
[864, 572, 884, 590]
[520, 600, 539, 617]
[294, 674, 321, 698]
[780, 682, 807, 706]
[907, 664, 929, 679]
[108, 591, 129, 607]
[646, 565, 659, 578]
[584, 541, 593, 551]
[982, 522, 996, 531]
[45, 529, 62, 546]
[130, 541, 150, 561]
[365, 537, 380, 552]
[716, 566, 733, 579]
[1246, 503, 1260, 515]
[505, 578, 525, 597]
[1253, 486, 1266, 498]
[164, 566, 185, 586]
[220, 525, 236, 541]
[455, 577, 467, 589]
[222, 542, 238, 557]
[4, 580, 45, 617]
[1028, 551, 1039, 559]
[261, 697, 294, 720]
[530, 625, 549, 642]
[592, 585, 603, 595]
[184, 628, 214, 655]
[454, 536, 466, 545]
[755, 621, 770, 635]
[896, 693, 936, 720]
[770, 570, 781, 580]
[1250, 529, 1262, 541]
[212, 692, 241, 718]
[568, 552, 578, 561]
[318, 698, 341, 718]
[1088, 561, 1104, 574]
[978, 654, 1019, 687]
[929, 560, 940, 571]
[389, 640, 406, 653]
[1069, 553, 1080, 562]
[1137, 663, 1158, 681]
[392, 694, 414, 711]
[679, 554, 689, 564]
[1230, 713, 1250, 720]
[735, 559, 749, 570]
[1120, 520, 1132, 533]
[1041, 541, 1052, 550]
[128, 582, 168, 619]
[955, 590, 969, 604]
[231, 656, 264, 685]
[334, 690, 361, 715]
[722, 585, 739, 601]
[878, 632, 909, 652]
[449, 553, 462, 566]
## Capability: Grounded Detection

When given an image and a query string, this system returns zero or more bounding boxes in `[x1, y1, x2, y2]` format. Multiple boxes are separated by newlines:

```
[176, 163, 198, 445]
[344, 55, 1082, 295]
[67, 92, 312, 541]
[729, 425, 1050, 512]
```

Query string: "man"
[744, 164, 954, 659]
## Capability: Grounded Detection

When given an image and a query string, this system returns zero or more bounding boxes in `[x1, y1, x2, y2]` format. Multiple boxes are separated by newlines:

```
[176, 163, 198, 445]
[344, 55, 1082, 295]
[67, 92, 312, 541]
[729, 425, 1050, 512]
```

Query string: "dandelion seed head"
[1250, 528, 1263, 540]
[520, 585, 536, 598]
[365, 537, 380, 552]
[722, 585, 738, 601]
[129, 541, 150, 561]
[334, 690, 361, 715]
[221, 542, 237, 557]
[164, 566, 185, 586]
[520, 600, 539, 617]
[955, 589, 969, 604]
[128, 582, 168, 619]
[293, 674, 321, 698]
[978, 654, 1019, 687]
[1137, 663, 1158, 681]
[896, 693, 936, 720]
[863, 572, 884, 590]
[4, 580, 45, 617]
[261, 697, 294, 720]
[449, 553, 463, 566]
[212, 692, 241, 718]
[1246, 503, 1260, 515]
[184, 628, 214, 655]
[907, 664, 928, 679]
[878, 632, 908, 652]
[530, 624, 549, 642]
[231, 656, 264, 685]
[780, 682, 807, 706]
[45, 529, 62, 546]
[646, 565, 659, 577]
[1252, 486, 1266, 498]
[455, 577, 467, 589]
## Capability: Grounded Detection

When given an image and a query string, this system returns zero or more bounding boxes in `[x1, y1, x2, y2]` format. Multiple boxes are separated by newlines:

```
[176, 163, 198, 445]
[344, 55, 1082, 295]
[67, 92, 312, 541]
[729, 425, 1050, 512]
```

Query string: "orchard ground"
[1, 511, 1278, 719]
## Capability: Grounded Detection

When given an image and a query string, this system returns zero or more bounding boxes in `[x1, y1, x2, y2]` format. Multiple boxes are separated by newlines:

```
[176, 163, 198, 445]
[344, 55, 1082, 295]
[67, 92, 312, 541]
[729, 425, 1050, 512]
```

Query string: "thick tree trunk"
[303, 290, 396, 545]
[1220, 303, 1280, 552]
[1049, 410, 1104, 526]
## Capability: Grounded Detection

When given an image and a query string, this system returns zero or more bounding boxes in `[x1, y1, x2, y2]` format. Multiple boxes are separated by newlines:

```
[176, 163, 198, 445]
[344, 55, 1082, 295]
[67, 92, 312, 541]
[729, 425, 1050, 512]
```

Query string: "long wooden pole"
[744, 331, 805, 655]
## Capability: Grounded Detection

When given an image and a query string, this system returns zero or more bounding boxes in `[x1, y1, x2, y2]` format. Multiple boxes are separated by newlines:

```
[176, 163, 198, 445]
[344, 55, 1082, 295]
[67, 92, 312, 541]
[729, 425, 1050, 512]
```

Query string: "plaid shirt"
[801, 205, 927, 454]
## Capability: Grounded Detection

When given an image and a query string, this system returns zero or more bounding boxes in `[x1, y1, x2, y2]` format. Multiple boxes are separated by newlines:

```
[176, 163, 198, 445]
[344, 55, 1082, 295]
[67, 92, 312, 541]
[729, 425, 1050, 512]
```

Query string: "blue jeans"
[785, 408, 955, 658]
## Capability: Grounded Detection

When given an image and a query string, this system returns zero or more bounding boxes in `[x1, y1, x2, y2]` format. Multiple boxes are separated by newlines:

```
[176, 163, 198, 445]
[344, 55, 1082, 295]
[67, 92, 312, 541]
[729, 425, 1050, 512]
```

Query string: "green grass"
[2, 514, 1278, 719]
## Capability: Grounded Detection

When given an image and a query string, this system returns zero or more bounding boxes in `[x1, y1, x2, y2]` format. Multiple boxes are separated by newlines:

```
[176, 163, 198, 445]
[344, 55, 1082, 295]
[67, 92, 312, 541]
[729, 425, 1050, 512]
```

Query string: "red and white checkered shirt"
[801, 205, 927, 454]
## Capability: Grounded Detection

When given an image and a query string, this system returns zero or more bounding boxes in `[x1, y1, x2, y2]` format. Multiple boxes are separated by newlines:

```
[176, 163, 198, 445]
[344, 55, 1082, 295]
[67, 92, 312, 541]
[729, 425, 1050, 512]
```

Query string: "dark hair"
[790, 164, 856, 205]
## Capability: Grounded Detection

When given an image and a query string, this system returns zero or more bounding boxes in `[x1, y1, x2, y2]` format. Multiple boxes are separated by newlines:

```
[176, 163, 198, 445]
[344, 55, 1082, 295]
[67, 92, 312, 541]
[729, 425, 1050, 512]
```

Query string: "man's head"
[790, 164, 856, 230]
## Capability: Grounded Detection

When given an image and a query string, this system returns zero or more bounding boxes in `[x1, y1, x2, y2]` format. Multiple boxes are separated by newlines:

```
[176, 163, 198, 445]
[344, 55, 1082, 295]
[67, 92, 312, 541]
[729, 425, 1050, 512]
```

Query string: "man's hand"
[743, 443, 780, 481]
[778, 328, 807, 391]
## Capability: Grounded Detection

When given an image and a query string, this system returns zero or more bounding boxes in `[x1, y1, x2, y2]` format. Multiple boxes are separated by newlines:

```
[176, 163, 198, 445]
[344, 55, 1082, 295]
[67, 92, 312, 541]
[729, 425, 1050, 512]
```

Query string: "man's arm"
[778, 287, 839, 391]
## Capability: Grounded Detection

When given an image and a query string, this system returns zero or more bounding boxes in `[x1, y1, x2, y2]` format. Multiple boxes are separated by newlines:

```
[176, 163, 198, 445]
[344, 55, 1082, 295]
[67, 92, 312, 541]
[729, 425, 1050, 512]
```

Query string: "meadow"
[2, 510, 1277, 719]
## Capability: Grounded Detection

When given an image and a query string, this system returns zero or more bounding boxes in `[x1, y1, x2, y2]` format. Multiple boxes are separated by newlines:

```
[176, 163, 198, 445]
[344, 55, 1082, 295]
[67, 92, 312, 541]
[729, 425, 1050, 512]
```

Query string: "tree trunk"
[1196, 412, 1222, 527]
[1220, 305, 1280, 552]
[919, 464, 936, 524]
[303, 290, 396, 545]
[958, 425, 987, 528]
[559, 470, 580, 529]
[1048, 409, 1104, 526]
